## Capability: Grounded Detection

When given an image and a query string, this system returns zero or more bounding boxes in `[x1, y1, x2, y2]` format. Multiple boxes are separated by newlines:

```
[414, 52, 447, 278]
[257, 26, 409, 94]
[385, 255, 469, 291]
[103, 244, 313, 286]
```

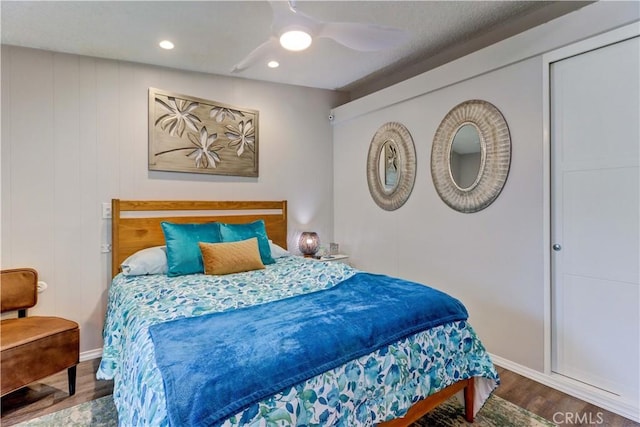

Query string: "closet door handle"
[552, 244, 562, 251]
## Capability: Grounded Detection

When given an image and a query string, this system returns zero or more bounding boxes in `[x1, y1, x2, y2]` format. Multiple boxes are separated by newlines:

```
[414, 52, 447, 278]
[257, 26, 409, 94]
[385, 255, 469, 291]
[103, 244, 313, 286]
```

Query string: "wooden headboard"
[111, 199, 288, 278]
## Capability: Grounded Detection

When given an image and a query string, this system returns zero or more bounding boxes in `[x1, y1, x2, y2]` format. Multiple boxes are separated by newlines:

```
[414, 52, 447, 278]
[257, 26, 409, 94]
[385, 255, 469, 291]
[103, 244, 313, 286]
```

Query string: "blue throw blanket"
[149, 272, 468, 427]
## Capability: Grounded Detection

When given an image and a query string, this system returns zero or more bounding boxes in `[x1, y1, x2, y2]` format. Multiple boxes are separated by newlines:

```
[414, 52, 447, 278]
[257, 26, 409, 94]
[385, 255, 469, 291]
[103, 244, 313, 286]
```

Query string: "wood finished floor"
[1, 360, 638, 426]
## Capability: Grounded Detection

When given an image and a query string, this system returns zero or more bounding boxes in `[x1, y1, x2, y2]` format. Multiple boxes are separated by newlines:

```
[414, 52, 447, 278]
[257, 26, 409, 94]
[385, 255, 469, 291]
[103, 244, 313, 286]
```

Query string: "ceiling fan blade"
[269, 0, 321, 37]
[318, 22, 410, 52]
[268, 0, 296, 16]
[230, 37, 279, 73]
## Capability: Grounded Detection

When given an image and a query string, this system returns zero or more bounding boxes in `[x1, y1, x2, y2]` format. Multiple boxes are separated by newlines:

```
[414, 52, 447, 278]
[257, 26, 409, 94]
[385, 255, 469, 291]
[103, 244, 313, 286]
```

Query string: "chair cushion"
[0, 316, 79, 351]
[1, 317, 79, 396]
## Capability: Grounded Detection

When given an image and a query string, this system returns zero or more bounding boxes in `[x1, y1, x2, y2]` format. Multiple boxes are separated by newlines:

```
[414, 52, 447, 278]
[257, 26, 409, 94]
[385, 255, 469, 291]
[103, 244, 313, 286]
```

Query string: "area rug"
[17, 394, 555, 427]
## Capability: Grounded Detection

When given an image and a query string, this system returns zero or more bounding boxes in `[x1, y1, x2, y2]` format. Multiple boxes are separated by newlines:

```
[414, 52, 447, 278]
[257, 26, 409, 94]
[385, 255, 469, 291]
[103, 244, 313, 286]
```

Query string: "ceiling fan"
[231, 0, 410, 73]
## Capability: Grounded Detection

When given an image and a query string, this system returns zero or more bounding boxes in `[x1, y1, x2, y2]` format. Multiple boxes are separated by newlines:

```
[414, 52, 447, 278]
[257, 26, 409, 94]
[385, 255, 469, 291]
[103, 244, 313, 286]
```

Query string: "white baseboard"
[80, 348, 103, 362]
[489, 353, 640, 423]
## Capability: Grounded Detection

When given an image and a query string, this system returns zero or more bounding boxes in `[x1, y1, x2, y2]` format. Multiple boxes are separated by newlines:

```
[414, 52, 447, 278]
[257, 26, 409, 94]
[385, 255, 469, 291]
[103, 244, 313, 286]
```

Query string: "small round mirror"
[449, 123, 483, 190]
[378, 140, 400, 192]
[367, 122, 416, 211]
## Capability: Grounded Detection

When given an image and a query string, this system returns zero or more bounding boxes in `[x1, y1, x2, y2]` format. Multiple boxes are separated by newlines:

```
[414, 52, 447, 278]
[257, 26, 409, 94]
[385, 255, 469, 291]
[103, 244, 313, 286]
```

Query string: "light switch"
[102, 203, 112, 219]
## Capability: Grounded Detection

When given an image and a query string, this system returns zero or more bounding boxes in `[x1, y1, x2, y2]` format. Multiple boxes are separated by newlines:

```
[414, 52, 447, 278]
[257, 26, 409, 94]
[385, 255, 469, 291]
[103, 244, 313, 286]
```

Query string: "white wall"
[334, 57, 545, 369]
[332, 1, 639, 374]
[1, 46, 346, 354]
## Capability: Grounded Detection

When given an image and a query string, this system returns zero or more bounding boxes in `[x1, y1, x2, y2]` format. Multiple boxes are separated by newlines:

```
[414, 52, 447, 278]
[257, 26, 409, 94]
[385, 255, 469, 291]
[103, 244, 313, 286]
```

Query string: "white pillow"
[268, 240, 291, 258]
[121, 246, 168, 276]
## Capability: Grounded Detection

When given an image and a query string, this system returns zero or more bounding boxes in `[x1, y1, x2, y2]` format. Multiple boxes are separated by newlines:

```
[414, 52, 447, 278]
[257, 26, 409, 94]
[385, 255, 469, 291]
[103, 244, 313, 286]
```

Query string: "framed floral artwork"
[148, 88, 259, 177]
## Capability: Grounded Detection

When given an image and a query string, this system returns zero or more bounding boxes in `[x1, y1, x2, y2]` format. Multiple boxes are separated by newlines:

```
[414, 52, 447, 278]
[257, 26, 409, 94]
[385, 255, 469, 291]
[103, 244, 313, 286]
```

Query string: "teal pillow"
[161, 222, 222, 276]
[219, 220, 275, 265]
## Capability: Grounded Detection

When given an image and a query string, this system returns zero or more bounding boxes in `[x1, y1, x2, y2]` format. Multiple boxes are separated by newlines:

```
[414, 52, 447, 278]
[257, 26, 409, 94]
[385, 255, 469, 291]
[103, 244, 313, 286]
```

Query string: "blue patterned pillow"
[161, 222, 222, 276]
[219, 220, 275, 265]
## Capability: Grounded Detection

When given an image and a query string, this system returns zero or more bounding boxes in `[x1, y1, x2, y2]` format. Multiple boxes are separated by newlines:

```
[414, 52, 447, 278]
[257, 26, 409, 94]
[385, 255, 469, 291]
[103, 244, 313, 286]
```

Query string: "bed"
[97, 199, 498, 426]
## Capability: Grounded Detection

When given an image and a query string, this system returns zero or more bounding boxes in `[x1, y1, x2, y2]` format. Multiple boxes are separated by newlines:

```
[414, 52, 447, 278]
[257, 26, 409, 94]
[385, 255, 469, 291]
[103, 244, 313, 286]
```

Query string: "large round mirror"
[449, 123, 484, 190]
[431, 100, 511, 213]
[367, 122, 416, 211]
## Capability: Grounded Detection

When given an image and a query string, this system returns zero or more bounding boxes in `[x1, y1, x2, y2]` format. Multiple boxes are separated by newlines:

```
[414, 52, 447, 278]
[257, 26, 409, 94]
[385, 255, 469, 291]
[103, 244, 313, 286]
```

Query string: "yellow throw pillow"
[199, 237, 265, 275]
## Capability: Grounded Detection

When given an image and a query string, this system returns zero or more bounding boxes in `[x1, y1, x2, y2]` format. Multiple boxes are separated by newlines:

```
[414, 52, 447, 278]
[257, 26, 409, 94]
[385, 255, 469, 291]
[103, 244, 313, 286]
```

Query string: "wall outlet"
[102, 202, 112, 219]
[37, 281, 48, 293]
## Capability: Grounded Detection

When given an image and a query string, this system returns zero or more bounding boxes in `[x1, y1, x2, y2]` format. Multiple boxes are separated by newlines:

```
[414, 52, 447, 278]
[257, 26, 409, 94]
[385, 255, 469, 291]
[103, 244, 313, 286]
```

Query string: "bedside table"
[316, 254, 349, 264]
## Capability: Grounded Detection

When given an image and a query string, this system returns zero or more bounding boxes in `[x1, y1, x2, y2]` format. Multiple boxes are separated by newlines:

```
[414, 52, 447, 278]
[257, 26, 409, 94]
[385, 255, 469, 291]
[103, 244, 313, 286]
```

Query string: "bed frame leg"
[464, 377, 475, 422]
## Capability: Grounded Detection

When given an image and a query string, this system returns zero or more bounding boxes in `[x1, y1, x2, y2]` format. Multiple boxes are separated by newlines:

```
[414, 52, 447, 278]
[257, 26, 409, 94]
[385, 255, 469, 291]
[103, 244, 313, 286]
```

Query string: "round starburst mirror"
[431, 100, 511, 213]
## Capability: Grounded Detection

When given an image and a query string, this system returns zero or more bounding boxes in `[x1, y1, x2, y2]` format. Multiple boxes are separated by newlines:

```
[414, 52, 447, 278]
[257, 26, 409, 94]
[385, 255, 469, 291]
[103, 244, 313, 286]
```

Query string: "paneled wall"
[1, 46, 346, 354]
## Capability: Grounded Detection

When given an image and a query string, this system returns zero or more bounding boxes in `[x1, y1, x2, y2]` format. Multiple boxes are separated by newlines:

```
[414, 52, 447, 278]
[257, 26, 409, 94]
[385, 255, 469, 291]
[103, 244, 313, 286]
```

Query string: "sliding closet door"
[551, 35, 639, 403]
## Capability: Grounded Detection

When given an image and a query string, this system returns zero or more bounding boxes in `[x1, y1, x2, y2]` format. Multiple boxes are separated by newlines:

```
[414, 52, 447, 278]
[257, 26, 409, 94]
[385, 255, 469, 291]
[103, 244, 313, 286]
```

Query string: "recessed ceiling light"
[267, 60, 280, 68]
[279, 30, 312, 51]
[159, 40, 174, 50]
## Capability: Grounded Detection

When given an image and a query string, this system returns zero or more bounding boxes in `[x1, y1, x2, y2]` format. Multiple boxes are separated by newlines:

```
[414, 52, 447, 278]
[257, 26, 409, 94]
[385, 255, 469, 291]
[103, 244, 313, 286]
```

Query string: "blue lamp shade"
[298, 232, 320, 257]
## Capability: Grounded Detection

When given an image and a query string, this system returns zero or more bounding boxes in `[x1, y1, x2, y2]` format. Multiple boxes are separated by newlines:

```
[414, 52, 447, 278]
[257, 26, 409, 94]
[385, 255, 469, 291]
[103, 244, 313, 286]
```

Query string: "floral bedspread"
[98, 256, 498, 426]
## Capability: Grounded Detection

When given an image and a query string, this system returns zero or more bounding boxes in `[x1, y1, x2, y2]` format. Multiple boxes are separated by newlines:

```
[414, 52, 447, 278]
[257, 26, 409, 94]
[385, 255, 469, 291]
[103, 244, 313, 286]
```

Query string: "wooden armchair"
[0, 268, 79, 397]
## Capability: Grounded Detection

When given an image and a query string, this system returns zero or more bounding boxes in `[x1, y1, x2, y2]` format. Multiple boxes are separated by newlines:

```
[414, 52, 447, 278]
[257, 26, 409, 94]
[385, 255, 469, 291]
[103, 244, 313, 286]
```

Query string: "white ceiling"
[1, 1, 588, 97]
